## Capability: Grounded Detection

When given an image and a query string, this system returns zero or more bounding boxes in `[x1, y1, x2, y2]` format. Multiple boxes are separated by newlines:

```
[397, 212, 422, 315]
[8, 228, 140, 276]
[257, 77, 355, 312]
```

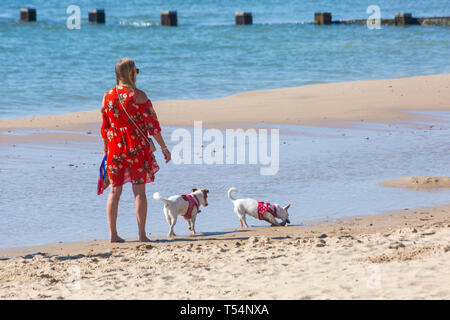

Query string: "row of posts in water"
[19, 8, 450, 27]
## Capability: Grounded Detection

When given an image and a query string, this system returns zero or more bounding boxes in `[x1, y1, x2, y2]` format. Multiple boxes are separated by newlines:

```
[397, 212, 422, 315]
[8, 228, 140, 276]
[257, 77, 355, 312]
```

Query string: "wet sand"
[1, 74, 449, 136]
[380, 176, 450, 190]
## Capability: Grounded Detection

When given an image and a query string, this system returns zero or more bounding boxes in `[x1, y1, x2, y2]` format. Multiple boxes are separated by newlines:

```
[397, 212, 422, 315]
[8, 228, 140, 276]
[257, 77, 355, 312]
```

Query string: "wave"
[118, 20, 158, 27]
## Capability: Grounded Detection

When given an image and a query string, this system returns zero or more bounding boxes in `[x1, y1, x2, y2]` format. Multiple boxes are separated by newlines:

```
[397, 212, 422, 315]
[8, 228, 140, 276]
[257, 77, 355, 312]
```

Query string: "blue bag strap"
[100, 155, 107, 181]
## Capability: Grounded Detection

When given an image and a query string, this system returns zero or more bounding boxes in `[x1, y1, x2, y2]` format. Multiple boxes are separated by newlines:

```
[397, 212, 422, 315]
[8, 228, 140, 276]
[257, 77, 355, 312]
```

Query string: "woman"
[101, 58, 171, 243]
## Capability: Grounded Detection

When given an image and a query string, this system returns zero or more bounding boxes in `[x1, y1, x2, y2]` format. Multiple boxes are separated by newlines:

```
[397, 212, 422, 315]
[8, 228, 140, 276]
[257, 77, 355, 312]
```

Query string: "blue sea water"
[0, 0, 449, 119]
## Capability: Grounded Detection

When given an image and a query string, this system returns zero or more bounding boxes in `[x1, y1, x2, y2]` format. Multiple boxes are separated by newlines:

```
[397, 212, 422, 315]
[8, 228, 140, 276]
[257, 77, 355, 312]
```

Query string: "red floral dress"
[101, 86, 160, 186]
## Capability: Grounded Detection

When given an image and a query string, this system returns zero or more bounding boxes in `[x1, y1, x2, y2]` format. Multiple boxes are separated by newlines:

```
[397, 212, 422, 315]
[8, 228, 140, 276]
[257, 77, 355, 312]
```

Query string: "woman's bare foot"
[139, 235, 151, 242]
[110, 235, 125, 243]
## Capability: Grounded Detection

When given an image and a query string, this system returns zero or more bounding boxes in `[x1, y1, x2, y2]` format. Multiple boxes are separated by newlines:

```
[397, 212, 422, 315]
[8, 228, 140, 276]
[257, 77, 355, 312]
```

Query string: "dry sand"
[380, 176, 450, 190]
[0, 204, 449, 300]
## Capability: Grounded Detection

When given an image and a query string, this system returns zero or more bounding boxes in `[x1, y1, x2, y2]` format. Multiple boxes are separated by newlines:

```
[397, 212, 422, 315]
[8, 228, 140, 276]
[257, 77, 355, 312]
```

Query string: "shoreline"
[1, 202, 448, 258]
[1, 74, 449, 135]
[1, 202, 449, 299]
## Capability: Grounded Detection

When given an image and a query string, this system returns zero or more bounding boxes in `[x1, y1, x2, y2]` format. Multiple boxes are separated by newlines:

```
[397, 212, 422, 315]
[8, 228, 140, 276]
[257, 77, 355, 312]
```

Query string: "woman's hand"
[162, 147, 171, 163]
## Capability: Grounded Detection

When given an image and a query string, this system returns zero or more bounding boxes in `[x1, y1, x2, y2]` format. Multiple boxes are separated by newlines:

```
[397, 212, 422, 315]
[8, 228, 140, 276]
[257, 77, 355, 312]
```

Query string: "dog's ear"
[284, 204, 291, 211]
[192, 188, 198, 192]
[203, 189, 209, 194]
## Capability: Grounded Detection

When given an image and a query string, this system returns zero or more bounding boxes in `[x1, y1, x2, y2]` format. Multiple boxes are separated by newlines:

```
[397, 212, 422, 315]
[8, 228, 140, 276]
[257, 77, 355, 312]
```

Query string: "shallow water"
[0, 112, 449, 249]
[1, 0, 450, 119]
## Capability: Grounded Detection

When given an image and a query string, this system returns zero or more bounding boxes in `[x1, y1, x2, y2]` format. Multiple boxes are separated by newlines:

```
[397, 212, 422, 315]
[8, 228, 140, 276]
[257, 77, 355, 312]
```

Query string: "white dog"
[228, 187, 291, 228]
[153, 188, 209, 238]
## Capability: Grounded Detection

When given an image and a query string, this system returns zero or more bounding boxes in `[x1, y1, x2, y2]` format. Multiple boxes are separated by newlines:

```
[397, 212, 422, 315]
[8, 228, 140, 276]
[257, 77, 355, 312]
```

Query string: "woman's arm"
[136, 88, 171, 163]
[103, 138, 108, 156]
[100, 93, 109, 156]
[153, 132, 171, 163]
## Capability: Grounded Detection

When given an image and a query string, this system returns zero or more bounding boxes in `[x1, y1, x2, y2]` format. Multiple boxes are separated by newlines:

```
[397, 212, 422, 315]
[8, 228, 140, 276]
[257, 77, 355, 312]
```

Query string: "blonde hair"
[115, 58, 136, 91]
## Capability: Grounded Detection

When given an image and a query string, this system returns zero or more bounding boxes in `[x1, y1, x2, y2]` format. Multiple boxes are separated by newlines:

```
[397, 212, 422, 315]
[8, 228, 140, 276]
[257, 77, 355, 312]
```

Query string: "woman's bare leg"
[133, 183, 150, 242]
[107, 185, 125, 242]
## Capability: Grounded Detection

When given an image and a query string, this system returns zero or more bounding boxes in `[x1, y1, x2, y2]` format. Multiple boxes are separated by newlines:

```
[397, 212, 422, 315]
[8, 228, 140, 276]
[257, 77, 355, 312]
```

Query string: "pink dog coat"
[257, 202, 277, 220]
[181, 194, 200, 220]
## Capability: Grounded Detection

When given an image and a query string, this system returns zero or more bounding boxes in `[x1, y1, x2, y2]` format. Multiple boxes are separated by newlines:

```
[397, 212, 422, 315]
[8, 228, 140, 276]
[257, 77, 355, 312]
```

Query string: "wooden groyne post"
[313, 12, 450, 26]
[20, 8, 36, 22]
[314, 12, 332, 25]
[161, 11, 177, 26]
[394, 13, 415, 25]
[88, 9, 105, 24]
[235, 12, 253, 25]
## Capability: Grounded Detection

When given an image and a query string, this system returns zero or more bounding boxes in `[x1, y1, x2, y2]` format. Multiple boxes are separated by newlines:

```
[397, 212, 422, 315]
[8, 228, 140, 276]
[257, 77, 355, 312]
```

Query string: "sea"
[0, 0, 449, 119]
[0, 1, 449, 249]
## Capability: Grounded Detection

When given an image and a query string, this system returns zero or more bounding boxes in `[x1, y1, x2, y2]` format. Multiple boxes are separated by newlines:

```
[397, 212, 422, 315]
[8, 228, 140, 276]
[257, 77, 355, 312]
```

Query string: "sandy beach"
[379, 176, 450, 190]
[0, 203, 449, 300]
[1, 74, 449, 136]
[1, 74, 449, 300]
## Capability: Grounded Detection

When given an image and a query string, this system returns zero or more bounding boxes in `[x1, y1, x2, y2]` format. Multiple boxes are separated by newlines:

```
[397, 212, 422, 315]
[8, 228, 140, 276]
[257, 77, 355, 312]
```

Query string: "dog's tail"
[227, 187, 238, 202]
[153, 192, 172, 206]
